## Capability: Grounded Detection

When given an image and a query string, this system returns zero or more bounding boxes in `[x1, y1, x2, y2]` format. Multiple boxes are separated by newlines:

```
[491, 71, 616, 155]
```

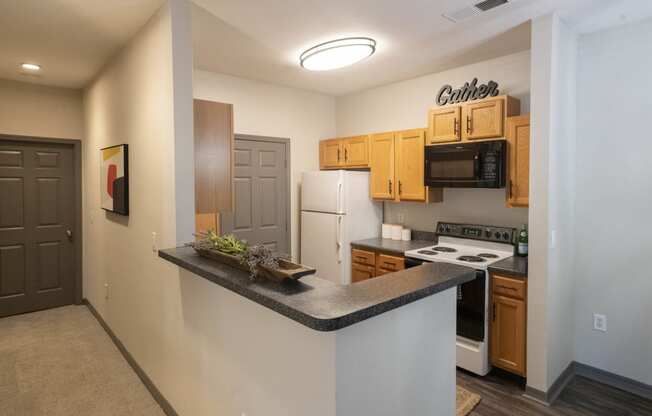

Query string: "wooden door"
[320, 139, 343, 169]
[463, 99, 504, 140]
[0, 139, 76, 317]
[507, 115, 530, 207]
[396, 129, 426, 201]
[342, 135, 369, 167]
[352, 263, 375, 283]
[491, 294, 526, 376]
[427, 106, 461, 144]
[222, 138, 289, 255]
[369, 132, 395, 200]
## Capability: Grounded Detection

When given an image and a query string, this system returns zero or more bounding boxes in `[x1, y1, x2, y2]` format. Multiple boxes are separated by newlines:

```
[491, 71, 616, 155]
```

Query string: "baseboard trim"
[525, 360, 652, 406]
[575, 362, 652, 401]
[83, 300, 179, 416]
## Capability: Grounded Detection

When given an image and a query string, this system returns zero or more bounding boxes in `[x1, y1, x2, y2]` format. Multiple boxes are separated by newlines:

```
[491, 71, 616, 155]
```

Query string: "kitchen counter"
[351, 238, 434, 256]
[488, 255, 528, 277]
[159, 246, 475, 332]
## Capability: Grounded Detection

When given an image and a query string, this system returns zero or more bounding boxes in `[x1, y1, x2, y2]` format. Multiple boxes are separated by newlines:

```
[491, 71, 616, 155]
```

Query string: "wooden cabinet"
[370, 130, 442, 203]
[320, 139, 343, 169]
[350, 248, 405, 282]
[427, 106, 461, 144]
[320, 136, 370, 169]
[427, 95, 520, 144]
[490, 274, 527, 376]
[194, 99, 234, 234]
[370, 132, 396, 199]
[506, 115, 530, 208]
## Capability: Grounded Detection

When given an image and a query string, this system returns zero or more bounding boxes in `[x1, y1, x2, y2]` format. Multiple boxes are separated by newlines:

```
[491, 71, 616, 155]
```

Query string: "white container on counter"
[401, 228, 412, 241]
[382, 223, 392, 239]
[391, 225, 403, 241]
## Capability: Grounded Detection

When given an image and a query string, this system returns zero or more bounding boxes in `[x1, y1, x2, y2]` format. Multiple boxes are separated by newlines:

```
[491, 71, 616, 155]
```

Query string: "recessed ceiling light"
[300, 37, 376, 71]
[21, 63, 41, 71]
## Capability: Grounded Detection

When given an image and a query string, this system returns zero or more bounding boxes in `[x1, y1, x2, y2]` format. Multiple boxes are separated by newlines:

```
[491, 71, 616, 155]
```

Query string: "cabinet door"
[427, 106, 461, 144]
[507, 116, 530, 207]
[370, 132, 396, 200]
[491, 295, 526, 376]
[396, 129, 426, 201]
[343, 135, 370, 167]
[320, 139, 343, 169]
[463, 99, 504, 140]
[352, 263, 375, 283]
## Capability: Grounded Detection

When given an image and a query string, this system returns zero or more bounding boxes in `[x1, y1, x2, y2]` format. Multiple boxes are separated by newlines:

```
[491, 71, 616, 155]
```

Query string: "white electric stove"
[404, 222, 516, 376]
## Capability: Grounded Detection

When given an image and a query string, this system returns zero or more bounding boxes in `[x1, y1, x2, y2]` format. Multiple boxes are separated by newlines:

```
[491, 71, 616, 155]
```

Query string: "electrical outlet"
[593, 314, 607, 332]
[397, 212, 405, 224]
[104, 283, 110, 300]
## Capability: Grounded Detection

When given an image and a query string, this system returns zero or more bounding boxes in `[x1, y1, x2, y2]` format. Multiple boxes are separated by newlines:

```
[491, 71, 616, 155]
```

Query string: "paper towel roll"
[382, 224, 392, 239]
[401, 228, 412, 241]
[391, 225, 403, 240]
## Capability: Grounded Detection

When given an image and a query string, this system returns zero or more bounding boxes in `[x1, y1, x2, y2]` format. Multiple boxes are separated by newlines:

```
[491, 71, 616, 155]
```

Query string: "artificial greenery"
[239, 244, 280, 279]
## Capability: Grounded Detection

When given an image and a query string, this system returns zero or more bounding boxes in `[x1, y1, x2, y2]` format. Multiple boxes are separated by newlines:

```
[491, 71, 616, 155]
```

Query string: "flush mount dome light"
[21, 63, 41, 71]
[300, 37, 376, 71]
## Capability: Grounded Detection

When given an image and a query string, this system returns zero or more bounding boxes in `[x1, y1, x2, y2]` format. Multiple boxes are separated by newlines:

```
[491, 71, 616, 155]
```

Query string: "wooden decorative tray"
[193, 247, 316, 283]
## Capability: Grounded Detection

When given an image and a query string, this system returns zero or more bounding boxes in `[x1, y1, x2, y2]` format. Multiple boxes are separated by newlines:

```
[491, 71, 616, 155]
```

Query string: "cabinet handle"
[493, 303, 496, 322]
[466, 115, 472, 134]
[388, 179, 393, 194]
[509, 180, 514, 199]
[497, 285, 517, 292]
[454, 118, 459, 136]
[337, 148, 341, 162]
[398, 180, 403, 195]
[345, 148, 348, 161]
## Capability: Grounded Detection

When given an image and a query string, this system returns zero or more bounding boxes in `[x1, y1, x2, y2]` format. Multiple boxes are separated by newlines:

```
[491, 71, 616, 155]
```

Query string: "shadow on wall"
[104, 210, 130, 227]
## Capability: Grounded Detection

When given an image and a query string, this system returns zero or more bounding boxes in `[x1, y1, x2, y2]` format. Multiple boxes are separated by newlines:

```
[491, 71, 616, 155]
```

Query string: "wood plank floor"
[457, 369, 652, 416]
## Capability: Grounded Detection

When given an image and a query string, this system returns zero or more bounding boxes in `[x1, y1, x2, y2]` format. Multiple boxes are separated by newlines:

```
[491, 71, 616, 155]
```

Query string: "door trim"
[0, 133, 83, 305]
[233, 134, 291, 255]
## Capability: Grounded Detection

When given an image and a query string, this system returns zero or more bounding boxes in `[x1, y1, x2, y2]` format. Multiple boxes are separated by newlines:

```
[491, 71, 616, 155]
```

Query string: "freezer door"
[300, 211, 347, 285]
[301, 170, 345, 214]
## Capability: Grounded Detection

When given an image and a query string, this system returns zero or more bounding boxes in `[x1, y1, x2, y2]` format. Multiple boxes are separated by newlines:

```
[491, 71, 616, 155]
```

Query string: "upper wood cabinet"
[370, 129, 442, 203]
[427, 106, 461, 144]
[369, 132, 396, 199]
[506, 115, 530, 208]
[427, 95, 520, 144]
[320, 135, 370, 169]
[396, 129, 427, 201]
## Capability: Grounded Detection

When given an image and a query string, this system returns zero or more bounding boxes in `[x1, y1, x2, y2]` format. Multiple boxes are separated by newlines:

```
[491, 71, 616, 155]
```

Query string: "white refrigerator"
[300, 171, 382, 285]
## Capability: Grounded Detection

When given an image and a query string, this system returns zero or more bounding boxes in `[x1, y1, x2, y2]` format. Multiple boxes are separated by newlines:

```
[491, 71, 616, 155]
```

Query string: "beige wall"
[0, 78, 83, 139]
[336, 51, 531, 232]
[193, 70, 337, 260]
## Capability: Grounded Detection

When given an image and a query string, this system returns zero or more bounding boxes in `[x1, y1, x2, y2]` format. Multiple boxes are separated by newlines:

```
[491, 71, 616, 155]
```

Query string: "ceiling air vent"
[443, 0, 511, 23]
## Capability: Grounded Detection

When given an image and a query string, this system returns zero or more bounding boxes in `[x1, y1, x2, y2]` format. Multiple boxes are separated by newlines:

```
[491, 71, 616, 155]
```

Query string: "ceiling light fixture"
[21, 63, 41, 71]
[300, 37, 376, 71]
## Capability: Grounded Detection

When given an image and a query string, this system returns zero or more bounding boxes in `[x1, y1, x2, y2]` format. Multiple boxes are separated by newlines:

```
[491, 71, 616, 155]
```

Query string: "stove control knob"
[494, 232, 501, 239]
[439, 224, 446, 232]
[485, 229, 491, 238]
[502, 232, 509, 240]
[445, 226, 451, 233]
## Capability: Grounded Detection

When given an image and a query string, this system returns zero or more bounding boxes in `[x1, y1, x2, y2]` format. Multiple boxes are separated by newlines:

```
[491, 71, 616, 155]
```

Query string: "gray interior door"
[0, 139, 75, 317]
[222, 137, 289, 255]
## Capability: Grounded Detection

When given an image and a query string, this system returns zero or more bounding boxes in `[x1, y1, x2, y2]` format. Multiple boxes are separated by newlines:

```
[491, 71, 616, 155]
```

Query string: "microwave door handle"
[473, 152, 481, 177]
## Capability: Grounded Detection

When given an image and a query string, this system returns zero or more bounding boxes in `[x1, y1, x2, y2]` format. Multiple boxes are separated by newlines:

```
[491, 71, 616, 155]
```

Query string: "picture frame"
[100, 144, 129, 215]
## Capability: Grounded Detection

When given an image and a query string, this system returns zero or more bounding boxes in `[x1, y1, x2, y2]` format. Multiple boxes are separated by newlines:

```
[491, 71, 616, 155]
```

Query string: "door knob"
[66, 229, 73, 240]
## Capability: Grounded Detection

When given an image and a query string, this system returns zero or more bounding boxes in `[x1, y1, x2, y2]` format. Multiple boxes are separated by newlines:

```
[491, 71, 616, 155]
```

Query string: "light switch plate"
[593, 314, 607, 332]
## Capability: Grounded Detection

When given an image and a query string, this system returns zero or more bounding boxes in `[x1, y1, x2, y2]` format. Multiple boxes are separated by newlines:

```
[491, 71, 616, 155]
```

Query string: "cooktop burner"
[457, 255, 486, 263]
[477, 253, 499, 259]
[417, 250, 438, 255]
[432, 246, 458, 253]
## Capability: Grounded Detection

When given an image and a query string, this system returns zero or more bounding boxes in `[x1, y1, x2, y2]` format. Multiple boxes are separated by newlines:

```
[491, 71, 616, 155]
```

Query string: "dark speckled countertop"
[159, 246, 475, 332]
[488, 256, 528, 278]
[351, 238, 435, 256]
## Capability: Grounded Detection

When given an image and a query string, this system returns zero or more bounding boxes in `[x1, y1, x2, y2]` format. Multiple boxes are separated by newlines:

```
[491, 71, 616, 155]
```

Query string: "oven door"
[457, 270, 486, 342]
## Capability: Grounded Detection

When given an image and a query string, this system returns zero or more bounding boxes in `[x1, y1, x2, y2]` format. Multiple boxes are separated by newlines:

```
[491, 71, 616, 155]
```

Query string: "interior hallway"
[0, 305, 164, 416]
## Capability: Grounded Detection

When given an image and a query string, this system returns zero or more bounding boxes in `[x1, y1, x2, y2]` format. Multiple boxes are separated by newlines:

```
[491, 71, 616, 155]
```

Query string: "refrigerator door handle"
[336, 216, 342, 263]
[337, 182, 343, 213]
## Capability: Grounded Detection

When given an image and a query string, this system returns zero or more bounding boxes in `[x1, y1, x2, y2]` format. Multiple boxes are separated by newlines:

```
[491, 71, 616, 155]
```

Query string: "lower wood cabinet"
[351, 248, 405, 283]
[490, 274, 527, 376]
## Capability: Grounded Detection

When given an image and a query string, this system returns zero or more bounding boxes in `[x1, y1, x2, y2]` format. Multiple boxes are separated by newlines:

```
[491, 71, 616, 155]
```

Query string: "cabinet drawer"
[352, 249, 375, 266]
[492, 275, 526, 300]
[376, 254, 404, 272]
[352, 263, 375, 283]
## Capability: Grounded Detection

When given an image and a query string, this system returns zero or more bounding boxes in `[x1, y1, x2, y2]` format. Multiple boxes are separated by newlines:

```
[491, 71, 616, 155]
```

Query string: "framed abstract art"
[100, 144, 129, 215]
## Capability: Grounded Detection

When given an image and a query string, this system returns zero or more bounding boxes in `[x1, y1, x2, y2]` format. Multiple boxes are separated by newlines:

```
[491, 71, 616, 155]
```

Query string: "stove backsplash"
[384, 188, 528, 232]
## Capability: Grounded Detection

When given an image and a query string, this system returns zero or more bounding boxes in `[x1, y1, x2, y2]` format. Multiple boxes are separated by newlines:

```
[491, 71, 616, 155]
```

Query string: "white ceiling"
[192, 0, 650, 96]
[0, 0, 163, 89]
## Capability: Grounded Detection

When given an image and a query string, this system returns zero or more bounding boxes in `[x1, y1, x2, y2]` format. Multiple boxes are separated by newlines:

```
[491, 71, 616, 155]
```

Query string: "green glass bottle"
[517, 224, 528, 256]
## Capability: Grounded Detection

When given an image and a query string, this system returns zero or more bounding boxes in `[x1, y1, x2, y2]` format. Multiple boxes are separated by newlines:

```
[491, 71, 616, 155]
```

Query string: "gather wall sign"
[436, 78, 500, 106]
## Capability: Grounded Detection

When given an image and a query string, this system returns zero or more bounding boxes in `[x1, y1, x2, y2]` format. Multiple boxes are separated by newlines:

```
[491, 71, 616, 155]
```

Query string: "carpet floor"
[0, 305, 165, 416]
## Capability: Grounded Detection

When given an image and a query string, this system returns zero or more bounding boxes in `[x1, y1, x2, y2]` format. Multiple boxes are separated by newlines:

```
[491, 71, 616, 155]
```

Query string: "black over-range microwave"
[424, 139, 506, 188]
